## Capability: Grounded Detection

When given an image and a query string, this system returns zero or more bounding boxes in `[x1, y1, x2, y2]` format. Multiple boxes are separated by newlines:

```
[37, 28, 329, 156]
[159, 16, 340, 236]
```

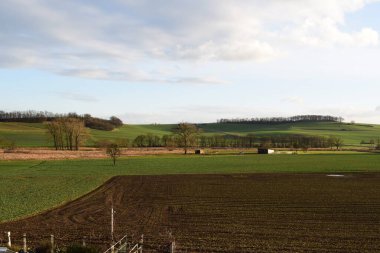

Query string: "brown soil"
[1, 174, 380, 252]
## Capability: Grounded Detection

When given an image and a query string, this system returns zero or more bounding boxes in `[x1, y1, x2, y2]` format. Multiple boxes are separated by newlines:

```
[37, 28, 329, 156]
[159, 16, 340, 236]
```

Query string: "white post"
[111, 205, 114, 243]
[111, 204, 115, 253]
[23, 234, 27, 253]
[170, 241, 175, 253]
[7, 232, 11, 248]
[51, 234, 54, 253]
[139, 235, 143, 253]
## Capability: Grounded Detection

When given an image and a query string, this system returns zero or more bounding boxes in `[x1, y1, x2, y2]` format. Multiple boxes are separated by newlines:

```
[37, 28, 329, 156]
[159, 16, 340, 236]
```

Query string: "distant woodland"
[0, 110, 123, 131]
[217, 115, 343, 124]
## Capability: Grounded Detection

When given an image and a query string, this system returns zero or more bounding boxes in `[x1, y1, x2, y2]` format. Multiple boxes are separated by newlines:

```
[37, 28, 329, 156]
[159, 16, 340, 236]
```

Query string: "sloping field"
[2, 155, 380, 222]
[1, 121, 380, 147]
[1, 174, 379, 252]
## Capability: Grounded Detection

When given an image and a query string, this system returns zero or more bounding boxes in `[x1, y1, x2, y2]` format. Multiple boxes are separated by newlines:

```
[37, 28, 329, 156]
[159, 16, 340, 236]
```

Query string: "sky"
[1, 0, 380, 124]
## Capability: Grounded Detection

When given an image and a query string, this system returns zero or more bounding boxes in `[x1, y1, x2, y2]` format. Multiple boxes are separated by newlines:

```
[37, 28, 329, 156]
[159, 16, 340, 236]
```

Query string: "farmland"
[1, 121, 380, 147]
[1, 154, 380, 222]
[1, 173, 380, 252]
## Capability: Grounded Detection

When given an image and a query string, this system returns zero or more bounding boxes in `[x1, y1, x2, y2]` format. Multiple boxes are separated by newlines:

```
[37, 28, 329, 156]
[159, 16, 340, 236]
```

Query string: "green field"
[1, 154, 380, 222]
[1, 121, 380, 147]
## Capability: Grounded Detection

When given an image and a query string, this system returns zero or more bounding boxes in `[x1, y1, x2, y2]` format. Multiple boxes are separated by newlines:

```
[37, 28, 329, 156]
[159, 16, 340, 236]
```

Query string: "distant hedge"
[217, 115, 343, 124]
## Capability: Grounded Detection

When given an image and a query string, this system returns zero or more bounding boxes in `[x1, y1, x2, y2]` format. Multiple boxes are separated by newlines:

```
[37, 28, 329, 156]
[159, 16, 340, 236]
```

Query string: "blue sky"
[1, 0, 380, 123]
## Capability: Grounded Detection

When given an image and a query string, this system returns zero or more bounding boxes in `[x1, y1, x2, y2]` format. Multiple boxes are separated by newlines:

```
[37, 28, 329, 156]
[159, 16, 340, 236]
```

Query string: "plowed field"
[1, 174, 380, 252]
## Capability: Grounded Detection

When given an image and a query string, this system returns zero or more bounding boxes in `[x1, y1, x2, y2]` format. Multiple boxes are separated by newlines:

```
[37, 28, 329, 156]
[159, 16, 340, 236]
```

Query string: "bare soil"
[0, 148, 188, 160]
[1, 174, 380, 252]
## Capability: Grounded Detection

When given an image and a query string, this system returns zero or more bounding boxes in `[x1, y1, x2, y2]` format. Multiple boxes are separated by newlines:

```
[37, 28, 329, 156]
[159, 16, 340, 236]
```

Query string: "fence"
[2, 232, 176, 253]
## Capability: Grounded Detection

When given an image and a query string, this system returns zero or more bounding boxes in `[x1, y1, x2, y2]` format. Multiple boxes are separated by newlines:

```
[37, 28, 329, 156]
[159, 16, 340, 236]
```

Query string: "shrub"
[35, 242, 52, 253]
[66, 245, 99, 253]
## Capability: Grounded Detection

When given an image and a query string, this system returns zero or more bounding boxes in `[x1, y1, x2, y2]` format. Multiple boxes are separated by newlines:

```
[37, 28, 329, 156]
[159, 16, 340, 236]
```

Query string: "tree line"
[0, 110, 123, 131]
[128, 133, 344, 150]
[107, 123, 345, 151]
[217, 115, 343, 124]
[0, 110, 58, 122]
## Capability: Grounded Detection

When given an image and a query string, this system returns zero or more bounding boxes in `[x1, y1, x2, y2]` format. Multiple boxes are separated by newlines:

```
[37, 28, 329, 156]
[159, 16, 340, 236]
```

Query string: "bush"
[65, 245, 99, 253]
[0, 138, 16, 151]
[109, 116, 123, 127]
[85, 118, 115, 131]
[116, 138, 129, 148]
[94, 139, 114, 148]
[35, 242, 52, 253]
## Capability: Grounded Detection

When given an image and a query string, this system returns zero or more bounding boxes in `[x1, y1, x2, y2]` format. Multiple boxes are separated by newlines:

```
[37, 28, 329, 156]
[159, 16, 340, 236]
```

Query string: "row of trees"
[118, 124, 345, 151]
[129, 124, 199, 154]
[217, 115, 343, 124]
[44, 120, 346, 153]
[0, 110, 123, 131]
[0, 110, 58, 122]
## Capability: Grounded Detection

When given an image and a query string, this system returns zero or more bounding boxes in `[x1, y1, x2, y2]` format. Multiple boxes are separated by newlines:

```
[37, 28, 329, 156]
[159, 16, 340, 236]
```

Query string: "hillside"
[0, 121, 380, 147]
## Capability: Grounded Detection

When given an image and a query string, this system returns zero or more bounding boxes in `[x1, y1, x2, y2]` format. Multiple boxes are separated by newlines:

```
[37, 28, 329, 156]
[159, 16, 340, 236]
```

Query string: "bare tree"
[46, 121, 63, 150]
[332, 136, 344, 150]
[106, 143, 121, 166]
[327, 136, 335, 150]
[71, 118, 89, 150]
[46, 117, 88, 150]
[173, 123, 199, 154]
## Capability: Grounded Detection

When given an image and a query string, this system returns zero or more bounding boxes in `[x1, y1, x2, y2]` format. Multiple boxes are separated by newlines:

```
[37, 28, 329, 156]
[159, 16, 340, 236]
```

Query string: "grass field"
[1, 121, 380, 147]
[1, 154, 380, 222]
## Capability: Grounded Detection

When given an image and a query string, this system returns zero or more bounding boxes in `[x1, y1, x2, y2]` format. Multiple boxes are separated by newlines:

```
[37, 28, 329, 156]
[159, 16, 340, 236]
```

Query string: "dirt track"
[0, 148, 186, 160]
[1, 174, 380, 252]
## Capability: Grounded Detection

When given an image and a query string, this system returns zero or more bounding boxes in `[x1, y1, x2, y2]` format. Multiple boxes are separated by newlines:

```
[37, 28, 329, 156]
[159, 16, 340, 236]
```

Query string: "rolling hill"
[0, 121, 380, 147]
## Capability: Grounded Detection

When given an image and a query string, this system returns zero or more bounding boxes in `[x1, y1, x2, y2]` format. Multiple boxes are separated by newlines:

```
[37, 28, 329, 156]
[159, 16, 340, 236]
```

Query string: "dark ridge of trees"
[128, 133, 339, 150]
[83, 114, 116, 131]
[0, 110, 58, 122]
[0, 110, 123, 131]
[217, 115, 343, 124]
[198, 134, 333, 150]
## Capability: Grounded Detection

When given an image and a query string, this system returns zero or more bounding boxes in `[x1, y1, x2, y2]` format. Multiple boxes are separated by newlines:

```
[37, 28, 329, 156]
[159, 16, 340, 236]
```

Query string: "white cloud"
[56, 92, 98, 102]
[288, 19, 379, 48]
[166, 77, 227, 85]
[0, 0, 379, 81]
[282, 96, 304, 105]
[174, 41, 280, 62]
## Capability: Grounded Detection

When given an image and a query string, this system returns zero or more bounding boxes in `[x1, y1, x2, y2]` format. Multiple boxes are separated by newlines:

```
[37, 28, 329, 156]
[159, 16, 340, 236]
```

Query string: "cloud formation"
[282, 96, 305, 105]
[0, 0, 379, 82]
[56, 92, 99, 102]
